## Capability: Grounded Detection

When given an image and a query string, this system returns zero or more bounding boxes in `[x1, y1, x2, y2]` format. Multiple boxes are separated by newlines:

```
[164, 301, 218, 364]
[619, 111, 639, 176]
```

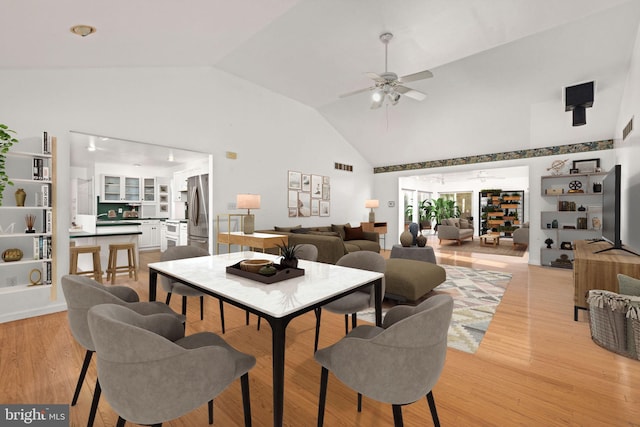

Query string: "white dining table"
[148, 251, 384, 427]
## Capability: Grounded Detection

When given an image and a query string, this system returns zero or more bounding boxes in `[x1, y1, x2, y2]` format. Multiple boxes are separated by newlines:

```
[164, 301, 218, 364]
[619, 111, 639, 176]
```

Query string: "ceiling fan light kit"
[341, 32, 433, 109]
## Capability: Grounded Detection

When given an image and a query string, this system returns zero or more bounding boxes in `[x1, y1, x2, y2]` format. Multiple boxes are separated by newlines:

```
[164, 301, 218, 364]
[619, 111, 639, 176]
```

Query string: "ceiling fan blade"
[339, 86, 375, 99]
[399, 69, 433, 83]
[395, 85, 426, 101]
[365, 72, 386, 83]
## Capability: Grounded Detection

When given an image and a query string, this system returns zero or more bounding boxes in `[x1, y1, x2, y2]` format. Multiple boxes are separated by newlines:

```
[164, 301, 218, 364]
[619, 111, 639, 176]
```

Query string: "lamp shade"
[237, 194, 261, 210]
[365, 199, 379, 209]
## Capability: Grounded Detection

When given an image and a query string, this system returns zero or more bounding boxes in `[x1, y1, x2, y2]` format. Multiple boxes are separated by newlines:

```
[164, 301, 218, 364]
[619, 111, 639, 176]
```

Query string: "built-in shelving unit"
[479, 189, 525, 237]
[540, 172, 605, 269]
[0, 134, 55, 295]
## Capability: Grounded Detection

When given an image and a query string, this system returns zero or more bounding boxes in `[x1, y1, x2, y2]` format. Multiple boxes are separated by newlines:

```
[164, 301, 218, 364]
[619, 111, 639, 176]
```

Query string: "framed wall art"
[572, 159, 600, 174]
[301, 174, 311, 192]
[287, 170, 330, 217]
[320, 200, 330, 217]
[288, 171, 302, 189]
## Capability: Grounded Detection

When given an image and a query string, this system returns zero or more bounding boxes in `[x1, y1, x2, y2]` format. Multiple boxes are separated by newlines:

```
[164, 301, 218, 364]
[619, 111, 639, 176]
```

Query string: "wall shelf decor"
[0, 132, 55, 295]
[540, 172, 605, 269]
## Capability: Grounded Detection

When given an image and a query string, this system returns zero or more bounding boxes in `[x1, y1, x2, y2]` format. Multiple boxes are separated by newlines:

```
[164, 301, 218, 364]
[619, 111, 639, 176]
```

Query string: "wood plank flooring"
[2, 239, 640, 426]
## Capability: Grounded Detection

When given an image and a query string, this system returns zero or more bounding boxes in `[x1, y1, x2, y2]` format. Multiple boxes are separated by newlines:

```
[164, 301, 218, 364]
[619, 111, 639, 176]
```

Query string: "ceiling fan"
[340, 32, 433, 109]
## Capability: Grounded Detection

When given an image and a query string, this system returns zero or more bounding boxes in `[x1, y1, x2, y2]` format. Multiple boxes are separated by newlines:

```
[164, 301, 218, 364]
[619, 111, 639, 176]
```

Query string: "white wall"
[0, 66, 374, 322]
[615, 22, 640, 253]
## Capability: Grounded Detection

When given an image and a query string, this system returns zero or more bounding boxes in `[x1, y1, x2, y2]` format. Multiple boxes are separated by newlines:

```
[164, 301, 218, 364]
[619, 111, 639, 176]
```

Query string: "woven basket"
[588, 297, 630, 357]
[630, 318, 640, 360]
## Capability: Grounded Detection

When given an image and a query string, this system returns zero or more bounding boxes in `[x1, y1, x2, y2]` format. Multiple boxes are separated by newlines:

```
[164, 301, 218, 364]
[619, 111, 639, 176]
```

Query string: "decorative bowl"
[240, 259, 272, 274]
[2, 248, 24, 262]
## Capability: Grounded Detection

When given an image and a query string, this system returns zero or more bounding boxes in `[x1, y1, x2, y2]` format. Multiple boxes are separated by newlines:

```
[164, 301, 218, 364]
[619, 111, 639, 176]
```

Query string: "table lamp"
[237, 194, 260, 234]
[365, 199, 379, 223]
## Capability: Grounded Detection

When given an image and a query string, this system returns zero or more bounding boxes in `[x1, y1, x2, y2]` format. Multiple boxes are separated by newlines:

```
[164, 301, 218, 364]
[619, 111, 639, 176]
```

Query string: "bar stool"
[69, 245, 103, 283]
[106, 243, 138, 284]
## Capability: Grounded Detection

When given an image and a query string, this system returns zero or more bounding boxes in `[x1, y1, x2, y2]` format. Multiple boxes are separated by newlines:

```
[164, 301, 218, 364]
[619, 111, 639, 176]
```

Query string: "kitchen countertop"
[70, 230, 143, 238]
[96, 221, 142, 226]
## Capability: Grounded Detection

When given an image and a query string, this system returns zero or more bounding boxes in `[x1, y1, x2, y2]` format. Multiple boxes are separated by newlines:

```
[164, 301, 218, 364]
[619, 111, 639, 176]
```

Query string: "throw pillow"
[449, 218, 460, 228]
[275, 225, 301, 232]
[344, 226, 364, 241]
[619, 274, 640, 296]
[331, 223, 350, 240]
[459, 219, 469, 229]
[290, 228, 311, 234]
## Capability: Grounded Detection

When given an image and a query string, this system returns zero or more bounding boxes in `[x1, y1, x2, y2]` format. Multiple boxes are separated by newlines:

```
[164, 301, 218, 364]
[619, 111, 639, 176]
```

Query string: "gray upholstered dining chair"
[295, 243, 319, 262]
[314, 294, 453, 426]
[87, 303, 256, 427]
[160, 245, 227, 332]
[255, 243, 319, 330]
[313, 251, 386, 352]
[61, 274, 184, 427]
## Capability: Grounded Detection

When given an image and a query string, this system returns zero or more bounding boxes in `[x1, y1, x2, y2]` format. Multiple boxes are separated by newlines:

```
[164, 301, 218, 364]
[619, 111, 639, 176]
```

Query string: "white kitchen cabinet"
[101, 175, 141, 203]
[139, 220, 161, 250]
[142, 177, 155, 202]
[160, 221, 167, 252]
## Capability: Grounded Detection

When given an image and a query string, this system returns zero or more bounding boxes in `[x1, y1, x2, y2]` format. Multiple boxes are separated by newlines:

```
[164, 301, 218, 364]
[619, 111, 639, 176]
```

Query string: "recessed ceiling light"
[70, 25, 96, 37]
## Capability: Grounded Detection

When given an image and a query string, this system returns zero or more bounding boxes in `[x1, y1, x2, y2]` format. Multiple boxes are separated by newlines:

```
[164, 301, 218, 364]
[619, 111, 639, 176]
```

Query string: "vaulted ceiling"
[4, 0, 640, 168]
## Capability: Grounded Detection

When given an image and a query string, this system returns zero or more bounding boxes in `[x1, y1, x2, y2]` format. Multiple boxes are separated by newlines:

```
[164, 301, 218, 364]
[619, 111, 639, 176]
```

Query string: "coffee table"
[480, 233, 500, 246]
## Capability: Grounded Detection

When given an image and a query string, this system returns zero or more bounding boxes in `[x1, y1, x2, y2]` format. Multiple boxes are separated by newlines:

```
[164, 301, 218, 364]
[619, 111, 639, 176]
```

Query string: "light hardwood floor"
[2, 238, 640, 426]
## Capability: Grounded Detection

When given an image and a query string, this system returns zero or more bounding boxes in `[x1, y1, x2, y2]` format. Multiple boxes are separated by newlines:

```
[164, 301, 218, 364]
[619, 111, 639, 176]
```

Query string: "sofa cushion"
[275, 225, 301, 232]
[448, 218, 461, 228]
[290, 228, 311, 234]
[619, 274, 640, 296]
[346, 239, 380, 253]
[331, 223, 350, 240]
[344, 225, 364, 241]
[459, 219, 470, 229]
[308, 230, 340, 237]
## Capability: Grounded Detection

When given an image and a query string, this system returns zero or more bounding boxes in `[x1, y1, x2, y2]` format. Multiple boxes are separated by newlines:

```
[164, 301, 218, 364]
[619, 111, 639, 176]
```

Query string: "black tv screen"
[601, 164, 622, 248]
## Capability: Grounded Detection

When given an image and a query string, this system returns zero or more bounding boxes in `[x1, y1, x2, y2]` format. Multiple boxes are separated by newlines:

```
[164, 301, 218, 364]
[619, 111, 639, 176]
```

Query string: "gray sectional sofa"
[257, 224, 380, 264]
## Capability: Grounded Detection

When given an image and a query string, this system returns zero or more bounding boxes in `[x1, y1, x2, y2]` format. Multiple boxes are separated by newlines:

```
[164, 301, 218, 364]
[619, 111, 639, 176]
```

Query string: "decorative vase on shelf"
[416, 233, 427, 247]
[15, 188, 26, 206]
[400, 231, 413, 247]
[25, 214, 36, 233]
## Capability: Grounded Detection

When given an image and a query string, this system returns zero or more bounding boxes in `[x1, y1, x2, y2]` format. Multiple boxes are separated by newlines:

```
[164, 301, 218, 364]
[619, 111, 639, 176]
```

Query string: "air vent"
[335, 162, 353, 172]
[623, 117, 633, 141]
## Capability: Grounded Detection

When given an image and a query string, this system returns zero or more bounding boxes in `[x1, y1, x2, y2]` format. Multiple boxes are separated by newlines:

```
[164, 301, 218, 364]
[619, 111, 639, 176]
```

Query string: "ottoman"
[385, 258, 446, 302]
[390, 244, 436, 263]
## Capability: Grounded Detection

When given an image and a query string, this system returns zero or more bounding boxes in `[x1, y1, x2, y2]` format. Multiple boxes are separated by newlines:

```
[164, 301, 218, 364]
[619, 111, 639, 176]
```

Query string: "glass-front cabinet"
[101, 175, 140, 203]
[143, 178, 155, 202]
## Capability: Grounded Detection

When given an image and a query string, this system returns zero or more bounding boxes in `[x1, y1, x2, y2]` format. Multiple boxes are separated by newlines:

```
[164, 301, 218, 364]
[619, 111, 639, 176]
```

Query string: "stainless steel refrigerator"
[187, 174, 209, 252]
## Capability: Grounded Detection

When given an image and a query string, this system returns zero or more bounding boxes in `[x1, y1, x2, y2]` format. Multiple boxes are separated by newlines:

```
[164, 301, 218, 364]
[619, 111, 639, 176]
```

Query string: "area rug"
[436, 239, 527, 257]
[358, 265, 511, 354]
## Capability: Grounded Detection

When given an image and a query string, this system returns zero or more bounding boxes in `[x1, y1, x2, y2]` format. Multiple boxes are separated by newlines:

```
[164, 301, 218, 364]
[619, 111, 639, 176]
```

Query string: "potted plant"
[422, 198, 461, 230]
[276, 240, 299, 268]
[0, 124, 19, 206]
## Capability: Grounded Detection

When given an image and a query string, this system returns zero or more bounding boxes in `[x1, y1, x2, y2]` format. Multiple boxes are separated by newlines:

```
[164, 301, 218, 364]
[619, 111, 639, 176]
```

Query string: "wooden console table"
[573, 240, 640, 320]
[361, 221, 388, 250]
[217, 232, 288, 254]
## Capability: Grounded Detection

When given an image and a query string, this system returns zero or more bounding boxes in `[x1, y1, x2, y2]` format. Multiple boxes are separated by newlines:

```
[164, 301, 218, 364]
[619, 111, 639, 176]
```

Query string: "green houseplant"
[276, 240, 299, 268]
[0, 124, 20, 206]
[422, 198, 461, 228]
